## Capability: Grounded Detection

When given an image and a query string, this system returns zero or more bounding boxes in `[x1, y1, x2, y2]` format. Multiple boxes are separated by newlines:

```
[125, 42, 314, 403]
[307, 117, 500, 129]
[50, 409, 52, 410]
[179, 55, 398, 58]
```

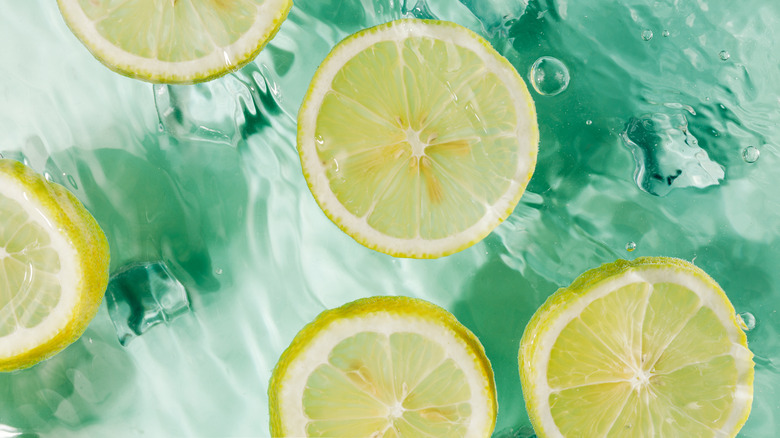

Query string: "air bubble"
[585, 120, 593, 126]
[529, 56, 570, 96]
[215, 268, 223, 275]
[662, 30, 670, 37]
[641, 30, 654, 41]
[737, 312, 756, 331]
[626, 241, 637, 252]
[742, 146, 760, 163]
[719, 50, 730, 61]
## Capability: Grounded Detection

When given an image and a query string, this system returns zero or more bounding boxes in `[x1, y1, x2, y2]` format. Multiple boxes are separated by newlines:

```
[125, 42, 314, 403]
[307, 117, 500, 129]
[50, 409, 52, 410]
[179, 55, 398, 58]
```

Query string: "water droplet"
[662, 30, 670, 37]
[742, 146, 760, 163]
[585, 120, 593, 126]
[529, 56, 570, 96]
[215, 268, 223, 275]
[157, 123, 165, 132]
[626, 241, 637, 252]
[737, 312, 756, 331]
[641, 30, 654, 41]
[719, 50, 730, 61]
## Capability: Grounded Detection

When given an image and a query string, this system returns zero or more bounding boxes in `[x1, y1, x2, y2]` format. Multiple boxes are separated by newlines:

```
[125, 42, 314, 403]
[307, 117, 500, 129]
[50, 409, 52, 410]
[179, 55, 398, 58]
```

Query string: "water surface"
[1, 0, 778, 436]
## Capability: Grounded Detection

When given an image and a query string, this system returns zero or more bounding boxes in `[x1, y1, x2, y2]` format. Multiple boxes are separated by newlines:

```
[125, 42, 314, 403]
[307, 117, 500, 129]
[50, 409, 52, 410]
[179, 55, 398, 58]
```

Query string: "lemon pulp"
[269, 296, 497, 437]
[520, 257, 754, 437]
[0, 193, 67, 337]
[0, 159, 109, 371]
[57, 0, 292, 83]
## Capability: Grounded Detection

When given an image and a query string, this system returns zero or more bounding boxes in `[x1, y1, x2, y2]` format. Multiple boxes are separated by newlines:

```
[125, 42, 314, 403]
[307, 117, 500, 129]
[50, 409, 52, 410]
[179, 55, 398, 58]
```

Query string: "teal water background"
[1, 0, 779, 436]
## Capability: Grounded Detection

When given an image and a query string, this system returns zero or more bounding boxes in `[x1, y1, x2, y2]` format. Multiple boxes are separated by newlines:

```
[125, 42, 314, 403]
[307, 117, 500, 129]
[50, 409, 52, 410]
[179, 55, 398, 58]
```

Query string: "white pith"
[0, 173, 79, 358]
[277, 312, 493, 437]
[527, 267, 754, 438]
[298, 20, 538, 257]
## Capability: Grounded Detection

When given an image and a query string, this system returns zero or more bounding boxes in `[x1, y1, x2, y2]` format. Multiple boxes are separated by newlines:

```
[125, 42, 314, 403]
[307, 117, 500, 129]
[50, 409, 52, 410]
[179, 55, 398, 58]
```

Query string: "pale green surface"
[0, 0, 778, 436]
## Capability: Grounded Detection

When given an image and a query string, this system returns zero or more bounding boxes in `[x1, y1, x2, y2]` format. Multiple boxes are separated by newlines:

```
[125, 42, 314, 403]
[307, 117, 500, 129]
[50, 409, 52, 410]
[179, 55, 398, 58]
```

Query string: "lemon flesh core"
[58, 0, 292, 83]
[520, 258, 754, 438]
[299, 19, 538, 258]
[304, 331, 472, 437]
[269, 296, 497, 437]
[0, 194, 63, 336]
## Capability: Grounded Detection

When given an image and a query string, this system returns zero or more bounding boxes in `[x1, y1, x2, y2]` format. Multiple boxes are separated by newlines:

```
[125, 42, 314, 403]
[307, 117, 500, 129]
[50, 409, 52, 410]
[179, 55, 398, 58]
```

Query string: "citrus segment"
[0, 159, 110, 371]
[57, 0, 292, 83]
[519, 257, 754, 438]
[298, 19, 538, 258]
[268, 296, 497, 437]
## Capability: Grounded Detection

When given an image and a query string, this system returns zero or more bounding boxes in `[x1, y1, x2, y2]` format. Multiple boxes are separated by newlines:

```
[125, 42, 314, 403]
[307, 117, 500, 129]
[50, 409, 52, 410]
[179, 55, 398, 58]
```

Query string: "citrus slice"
[519, 257, 754, 437]
[268, 296, 497, 437]
[0, 159, 110, 371]
[57, 0, 292, 84]
[297, 19, 538, 258]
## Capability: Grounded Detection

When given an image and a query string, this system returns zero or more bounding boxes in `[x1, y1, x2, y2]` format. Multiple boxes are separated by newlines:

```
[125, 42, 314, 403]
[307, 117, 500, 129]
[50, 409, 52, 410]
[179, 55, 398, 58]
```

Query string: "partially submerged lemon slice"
[520, 257, 754, 437]
[268, 296, 497, 437]
[57, 0, 292, 83]
[298, 19, 538, 258]
[0, 159, 109, 372]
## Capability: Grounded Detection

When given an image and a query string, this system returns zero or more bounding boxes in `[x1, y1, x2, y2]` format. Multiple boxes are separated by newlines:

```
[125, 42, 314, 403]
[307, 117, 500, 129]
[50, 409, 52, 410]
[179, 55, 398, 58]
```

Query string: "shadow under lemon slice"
[0, 159, 110, 372]
[297, 18, 539, 259]
[520, 257, 754, 437]
[268, 295, 497, 437]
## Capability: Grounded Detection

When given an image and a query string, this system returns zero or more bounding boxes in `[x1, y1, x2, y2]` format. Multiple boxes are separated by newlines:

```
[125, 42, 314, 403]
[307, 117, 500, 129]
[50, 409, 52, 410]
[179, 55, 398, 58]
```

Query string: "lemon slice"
[519, 257, 754, 437]
[297, 19, 538, 258]
[0, 159, 109, 372]
[57, 0, 292, 84]
[268, 296, 497, 437]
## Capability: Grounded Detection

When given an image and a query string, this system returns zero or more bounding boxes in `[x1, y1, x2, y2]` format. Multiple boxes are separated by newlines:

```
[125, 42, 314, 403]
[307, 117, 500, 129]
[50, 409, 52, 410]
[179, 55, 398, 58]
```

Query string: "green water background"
[1, 0, 779, 436]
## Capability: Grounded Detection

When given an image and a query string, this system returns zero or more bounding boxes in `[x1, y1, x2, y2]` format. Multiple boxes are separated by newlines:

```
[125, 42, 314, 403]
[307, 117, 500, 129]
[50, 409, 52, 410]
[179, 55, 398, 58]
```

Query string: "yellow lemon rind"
[268, 295, 497, 437]
[297, 19, 539, 259]
[518, 256, 754, 438]
[0, 159, 109, 372]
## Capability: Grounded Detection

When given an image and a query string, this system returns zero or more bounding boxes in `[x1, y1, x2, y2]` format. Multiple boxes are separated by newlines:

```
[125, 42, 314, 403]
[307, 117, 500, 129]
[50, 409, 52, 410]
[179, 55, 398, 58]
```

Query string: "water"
[1, 0, 779, 436]
[105, 262, 191, 346]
